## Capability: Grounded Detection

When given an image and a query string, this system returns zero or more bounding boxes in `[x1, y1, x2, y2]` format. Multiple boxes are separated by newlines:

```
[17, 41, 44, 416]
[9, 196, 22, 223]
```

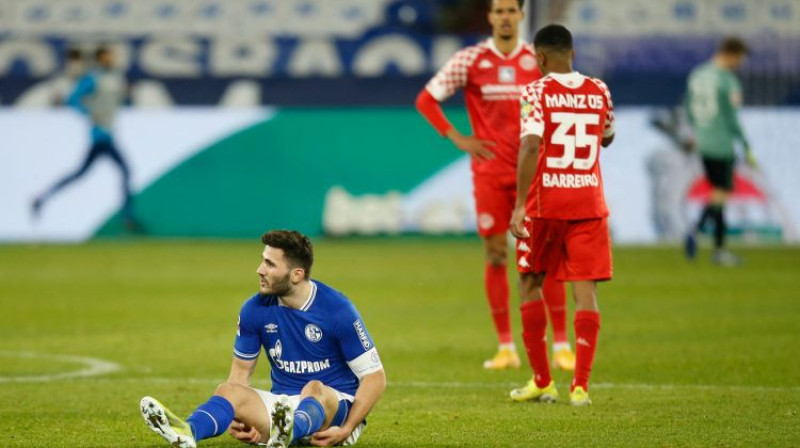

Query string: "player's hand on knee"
[310, 425, 350, 447]
[228, 419, 262, 444]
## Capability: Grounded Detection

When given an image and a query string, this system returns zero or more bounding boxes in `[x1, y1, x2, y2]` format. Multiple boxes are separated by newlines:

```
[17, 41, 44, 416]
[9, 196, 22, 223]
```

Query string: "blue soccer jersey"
[234, 280, 383, 396]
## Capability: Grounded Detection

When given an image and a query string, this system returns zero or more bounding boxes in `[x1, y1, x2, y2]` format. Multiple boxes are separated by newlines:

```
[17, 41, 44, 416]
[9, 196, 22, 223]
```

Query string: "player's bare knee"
[572, 281, 599, 310]
[519, 273, 545, 302]
[484, 234, 508, 266]
[485, 244, 507, 265]
[486, 252, 507, 266]
[300, 380, 325, 398]
[214, 382, 246, 406]
[301, 380, 338, 411]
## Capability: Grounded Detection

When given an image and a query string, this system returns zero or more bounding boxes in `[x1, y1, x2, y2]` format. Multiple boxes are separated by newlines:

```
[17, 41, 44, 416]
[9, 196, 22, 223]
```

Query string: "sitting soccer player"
[140, 230, 386, 447]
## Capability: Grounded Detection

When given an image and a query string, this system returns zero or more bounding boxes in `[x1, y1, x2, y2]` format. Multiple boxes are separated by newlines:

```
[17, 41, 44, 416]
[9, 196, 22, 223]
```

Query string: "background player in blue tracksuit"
[32, 46, 137, 229]
[140, 230, 386, 448]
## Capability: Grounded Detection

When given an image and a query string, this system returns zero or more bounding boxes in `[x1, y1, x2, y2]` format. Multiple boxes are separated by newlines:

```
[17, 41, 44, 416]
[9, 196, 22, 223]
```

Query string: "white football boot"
[265, 395, 294, 448]
[140, 396, 197, 448]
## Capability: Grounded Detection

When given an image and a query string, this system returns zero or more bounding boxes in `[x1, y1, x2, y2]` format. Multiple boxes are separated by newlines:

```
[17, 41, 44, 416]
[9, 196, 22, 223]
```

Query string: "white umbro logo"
[265, 323, 278, 333]
[478, 59, 493, 69]
[577, 338, 591, 347]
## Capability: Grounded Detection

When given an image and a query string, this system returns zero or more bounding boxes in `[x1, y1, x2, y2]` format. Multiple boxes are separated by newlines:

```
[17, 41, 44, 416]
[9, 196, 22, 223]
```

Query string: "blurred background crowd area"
[2, 0, 799, 244]
[2, 0, 799, 107]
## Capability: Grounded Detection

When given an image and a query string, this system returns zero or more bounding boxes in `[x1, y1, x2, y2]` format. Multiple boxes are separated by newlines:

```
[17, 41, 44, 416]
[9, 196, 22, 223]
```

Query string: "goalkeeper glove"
[745, 147, 757, 169]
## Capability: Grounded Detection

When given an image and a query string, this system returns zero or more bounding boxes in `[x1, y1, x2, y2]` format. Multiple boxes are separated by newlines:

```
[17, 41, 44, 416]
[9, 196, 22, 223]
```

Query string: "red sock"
[485, 264, 512, 344]
[572, 310, 601, 391]
[542, 276, 568, 345]
[520, 300, 551, 388]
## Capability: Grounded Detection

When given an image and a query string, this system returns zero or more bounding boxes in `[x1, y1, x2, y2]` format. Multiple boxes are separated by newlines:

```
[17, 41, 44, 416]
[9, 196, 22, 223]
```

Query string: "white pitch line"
[0, 351, 121, 383]
[15, 376, 797, 393]
[392, 380, 800, 393]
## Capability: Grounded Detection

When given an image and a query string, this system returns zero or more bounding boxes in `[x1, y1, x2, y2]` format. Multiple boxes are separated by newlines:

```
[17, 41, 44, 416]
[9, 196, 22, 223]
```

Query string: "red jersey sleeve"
[425, 47, 479, 102]
[590, 78, 615, 138]
[415, 89, 453, 136]
[520, 81, 545, 138]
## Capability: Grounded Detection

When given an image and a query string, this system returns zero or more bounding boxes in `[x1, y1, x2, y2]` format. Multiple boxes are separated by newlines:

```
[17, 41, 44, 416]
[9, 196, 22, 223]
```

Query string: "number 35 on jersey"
[519, 72, 615, 220]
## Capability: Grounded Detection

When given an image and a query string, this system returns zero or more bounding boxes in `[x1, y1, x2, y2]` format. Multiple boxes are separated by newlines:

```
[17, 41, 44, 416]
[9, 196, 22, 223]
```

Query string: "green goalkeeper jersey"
[685, 62, 748, 160]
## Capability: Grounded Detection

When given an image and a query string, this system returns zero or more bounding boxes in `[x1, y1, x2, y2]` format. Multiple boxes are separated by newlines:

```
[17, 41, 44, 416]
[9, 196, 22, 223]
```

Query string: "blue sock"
[185, 395, 235, 442]
[291, 397, 325, 443]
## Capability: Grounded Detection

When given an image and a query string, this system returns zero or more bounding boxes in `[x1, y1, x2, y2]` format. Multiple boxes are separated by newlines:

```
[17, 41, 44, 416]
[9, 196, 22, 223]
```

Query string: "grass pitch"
[0, 239, 798, 447]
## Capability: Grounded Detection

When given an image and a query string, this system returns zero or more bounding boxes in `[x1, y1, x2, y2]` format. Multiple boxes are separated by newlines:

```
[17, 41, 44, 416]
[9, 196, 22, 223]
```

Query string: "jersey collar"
[546, 71, 585, 88]
[300, 281, 318, 311]
[487, 38, 525, 60]
[277, 280, 318, 311]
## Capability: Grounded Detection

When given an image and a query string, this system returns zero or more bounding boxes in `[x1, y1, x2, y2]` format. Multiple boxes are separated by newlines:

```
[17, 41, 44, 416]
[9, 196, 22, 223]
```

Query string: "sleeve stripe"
[233, 349, 260, 360]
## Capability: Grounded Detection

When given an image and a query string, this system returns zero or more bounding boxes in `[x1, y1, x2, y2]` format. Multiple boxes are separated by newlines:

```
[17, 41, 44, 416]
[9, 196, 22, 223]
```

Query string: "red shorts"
[516, 217, 613, 282]
[473, 174, 516, 237]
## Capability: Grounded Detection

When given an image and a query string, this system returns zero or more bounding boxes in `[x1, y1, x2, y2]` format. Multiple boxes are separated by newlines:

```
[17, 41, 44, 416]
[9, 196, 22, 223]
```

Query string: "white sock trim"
[198, 409, 218, 435]
[499, 342, 516, 351]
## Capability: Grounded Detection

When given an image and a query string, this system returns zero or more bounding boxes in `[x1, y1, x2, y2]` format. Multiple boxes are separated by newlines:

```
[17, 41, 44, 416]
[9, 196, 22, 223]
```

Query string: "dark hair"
[94, 46, 110, 61]
[718, 37, 748, 55]
[261, 230, 314, 278]
[534, 24, 573, 52]
[487, 0, 524, 9]
[66, 48, 83, 61]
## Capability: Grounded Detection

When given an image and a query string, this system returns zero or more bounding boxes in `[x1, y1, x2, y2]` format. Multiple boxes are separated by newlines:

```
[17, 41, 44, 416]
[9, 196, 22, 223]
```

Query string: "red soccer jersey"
[426, 39, 542, 177]
[519, 72, 615, 220]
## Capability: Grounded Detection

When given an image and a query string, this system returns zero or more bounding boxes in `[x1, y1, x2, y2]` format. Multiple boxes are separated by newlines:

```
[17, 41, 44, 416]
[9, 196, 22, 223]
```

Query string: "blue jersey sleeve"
[233, 298, 261, 361]
[332, 301, 376, 362]
[67, 74, 96, 115]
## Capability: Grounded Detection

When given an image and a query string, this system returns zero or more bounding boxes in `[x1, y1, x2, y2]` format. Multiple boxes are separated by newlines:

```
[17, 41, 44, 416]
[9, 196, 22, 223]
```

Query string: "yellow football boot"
[482, 347, 521, 370]
[569, 386, 592, 406]
[140, 396, 197, 448]
[509, 379, 558, 403]
[551, 347, 576, 371]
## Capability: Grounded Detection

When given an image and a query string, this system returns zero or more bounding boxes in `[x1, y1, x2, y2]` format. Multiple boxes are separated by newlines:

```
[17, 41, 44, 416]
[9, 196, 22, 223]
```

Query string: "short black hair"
[261, 230, 314, 278]
[487, 0, 524, 9]
[534, 24, 573, 53]
[66, 48, 82, 61]
[718, 37, 748, 55]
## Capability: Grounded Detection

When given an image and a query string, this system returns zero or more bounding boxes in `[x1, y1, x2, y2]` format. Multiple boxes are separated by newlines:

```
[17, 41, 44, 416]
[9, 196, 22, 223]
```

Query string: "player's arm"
[723, 80, 747, 143]
[415, 88, 496, 160]
[510, 88, 543, 238]
[225, 355, 262, 444]
[510, 133, 540, 239]
[339, 369, 386, 434]
[415, 49, 495, 160]
[722, 79, 755, 165]
[415, 88, 454, 137]
[600, 80, 616, 149]
[66, 74, 95, 116]
[230, 303, 262, 387]
[312, 306, 385, 446]
[311, 369, 386, 447]
[683, 76, 696, 128]
[227, 356, 257, 387]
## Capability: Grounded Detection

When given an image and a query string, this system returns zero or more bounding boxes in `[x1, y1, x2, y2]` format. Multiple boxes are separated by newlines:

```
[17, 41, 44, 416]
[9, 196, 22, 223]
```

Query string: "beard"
[260, 273, 292, 296]
[497, 21, 514, 40]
